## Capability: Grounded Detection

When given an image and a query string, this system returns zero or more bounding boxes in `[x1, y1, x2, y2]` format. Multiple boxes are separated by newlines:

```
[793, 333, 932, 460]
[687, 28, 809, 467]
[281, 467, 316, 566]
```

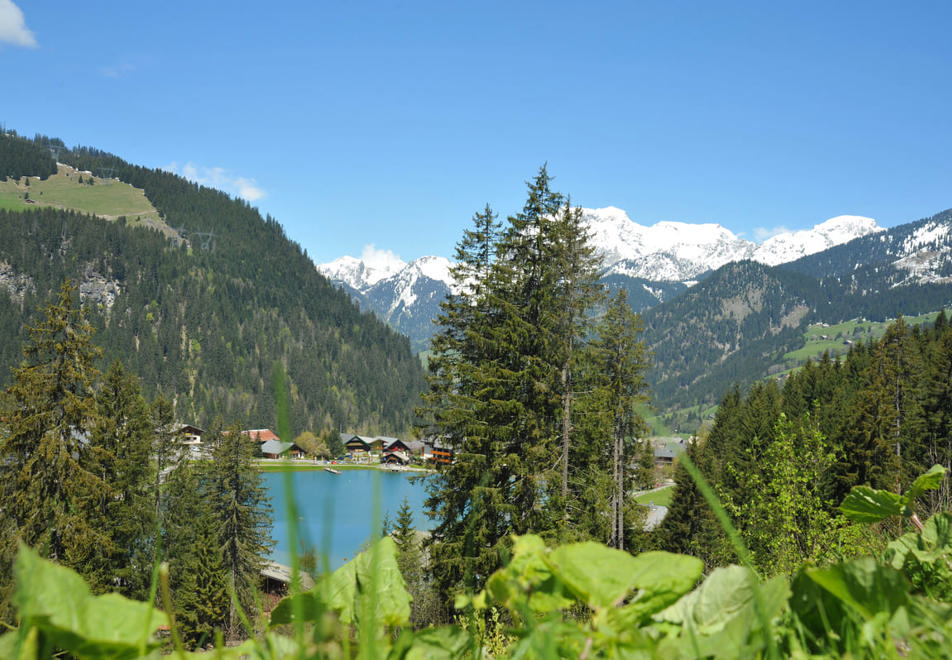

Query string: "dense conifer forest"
[0, 131, 425, 435]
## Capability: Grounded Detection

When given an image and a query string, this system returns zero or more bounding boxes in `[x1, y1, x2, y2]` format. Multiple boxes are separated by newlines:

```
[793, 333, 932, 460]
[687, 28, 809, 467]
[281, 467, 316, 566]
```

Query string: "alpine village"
[2, 128, 952, 659]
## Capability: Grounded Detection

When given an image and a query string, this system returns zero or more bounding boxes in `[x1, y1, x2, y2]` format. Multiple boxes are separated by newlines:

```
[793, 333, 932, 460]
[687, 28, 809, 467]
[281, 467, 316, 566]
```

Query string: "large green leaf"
[601, 552, 704, 629]
[839, 486, 903, 523]
[790, 558, 911, 655]
[484, 535, 573, 615]
[902, 464, 947, 507]
[627, 551, 704, 615]
[545, 542, 640, 609]
[272, 536, 410, 628]
[802, 557, 909, 620]
[388, 626, 476, 660]
[655, 567, 787, 659]
[268, 590, 324, 626]
[353, 536, 412, 626]
[884, 513, 952, 600]
[12, 544, 168, 659]
[324, 555, 360, 624]
[657, 565, 783, 633]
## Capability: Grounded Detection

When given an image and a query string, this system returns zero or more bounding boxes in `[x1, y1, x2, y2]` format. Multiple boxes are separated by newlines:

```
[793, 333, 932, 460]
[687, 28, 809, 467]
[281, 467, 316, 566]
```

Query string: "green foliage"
[0, 282, 109, 617]
[206, 421, 274, 635]
[420, 168, 651, 609]
[721, 414, 857, 576]
[663, 313, 952, 574]
[4, 479, 952, 658]
[0, 133, 56, 181]
[8, 544, 168, 659]
[85, 360, 156, 598]
[840, 464, 947, 526]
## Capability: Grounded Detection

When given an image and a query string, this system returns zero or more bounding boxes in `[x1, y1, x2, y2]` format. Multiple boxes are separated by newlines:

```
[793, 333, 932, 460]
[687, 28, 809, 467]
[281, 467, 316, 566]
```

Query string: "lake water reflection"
[262, 468, 432, 570]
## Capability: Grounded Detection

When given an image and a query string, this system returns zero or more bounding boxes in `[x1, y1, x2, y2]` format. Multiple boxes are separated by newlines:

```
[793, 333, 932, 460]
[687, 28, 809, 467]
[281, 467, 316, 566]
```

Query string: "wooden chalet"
[260, 439, 304, 459]
[172, 424, 205, 457]
[244, 428, 280, 444]
[382, 451, 410, 466]
[653, 438, 686, 468]
[383, 438, 410, 454]
[343, 434, 373, 456]
[425, 439, 454, 464]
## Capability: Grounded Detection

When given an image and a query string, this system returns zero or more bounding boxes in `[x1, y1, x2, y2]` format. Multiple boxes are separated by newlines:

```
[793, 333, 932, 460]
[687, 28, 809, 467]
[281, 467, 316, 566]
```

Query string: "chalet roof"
[177, 424, 204, 436]
[405, 440, 425, 452]
[245, 428, 279, 443]
[260, 439, 295, 456]
[261, 560, 315, 590]
[383, 451, 409, 464]
[654, 439, 686, 459]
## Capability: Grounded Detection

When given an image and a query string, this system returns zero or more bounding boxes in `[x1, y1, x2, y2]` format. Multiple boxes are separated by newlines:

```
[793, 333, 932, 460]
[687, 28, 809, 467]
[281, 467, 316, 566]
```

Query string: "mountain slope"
[641, 261, 823, 410]
[639, 211, 952, 425]
[0, 132, 426, 435]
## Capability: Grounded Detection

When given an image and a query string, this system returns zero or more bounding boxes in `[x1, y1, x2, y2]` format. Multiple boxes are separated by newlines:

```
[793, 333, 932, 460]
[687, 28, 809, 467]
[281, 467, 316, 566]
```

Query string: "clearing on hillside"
[0, 164, 175, 238]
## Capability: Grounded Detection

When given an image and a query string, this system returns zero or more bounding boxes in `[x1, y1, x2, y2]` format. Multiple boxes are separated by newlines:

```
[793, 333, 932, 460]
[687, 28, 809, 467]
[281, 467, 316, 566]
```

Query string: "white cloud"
[0, 0, 36, 48]
[753, 225, 790, 241]
[163, 161, 266, 202]
[360, 244, 404, 269]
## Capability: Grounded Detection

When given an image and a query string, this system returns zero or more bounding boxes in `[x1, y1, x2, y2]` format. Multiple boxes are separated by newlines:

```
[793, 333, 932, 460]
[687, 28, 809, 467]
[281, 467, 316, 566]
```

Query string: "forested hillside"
[640, 261, 825, 419]
[0, 131, 425, 434]
[660, 312, 952, 574]
[641, 222, 952, 429]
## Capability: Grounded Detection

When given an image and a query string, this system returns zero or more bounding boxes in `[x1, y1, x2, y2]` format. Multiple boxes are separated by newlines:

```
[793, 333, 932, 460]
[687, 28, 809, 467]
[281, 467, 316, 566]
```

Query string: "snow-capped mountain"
[784, 208, 952, 289]
[581, 207, 883, 281]
[318, 247, 407, 293]
[319, 255, 453, 352]
[752, 215, 884, 266]
[581, 207, 756, 280]
[317, 207, 888, 351]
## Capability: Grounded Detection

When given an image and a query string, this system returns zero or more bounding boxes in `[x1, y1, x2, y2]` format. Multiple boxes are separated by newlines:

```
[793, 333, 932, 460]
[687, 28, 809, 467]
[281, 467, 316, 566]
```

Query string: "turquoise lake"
[262, 469, 432, 570]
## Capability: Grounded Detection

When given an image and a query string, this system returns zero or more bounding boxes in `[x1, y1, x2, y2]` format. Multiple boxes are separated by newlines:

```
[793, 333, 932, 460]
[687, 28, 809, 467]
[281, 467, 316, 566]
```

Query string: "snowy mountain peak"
[317, 246, 406, 292]
[581, 207, 753, 280]
[752, 215, 882, 266]
[407, 255, 454, 286]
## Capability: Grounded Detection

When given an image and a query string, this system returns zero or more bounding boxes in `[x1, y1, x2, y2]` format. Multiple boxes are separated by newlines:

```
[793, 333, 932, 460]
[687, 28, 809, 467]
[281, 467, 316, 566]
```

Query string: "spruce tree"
[421, 168, 613, 609]
[150, 393, 180, 523]
[174, 516, 230, 649]
[550, 198, 604, 528]
[584, 290, 650, 549]
[392, 497, 429, 626]
[85, 359, 156, 598]
[0, 281, 108, 618]
[206, 421, 273, 637]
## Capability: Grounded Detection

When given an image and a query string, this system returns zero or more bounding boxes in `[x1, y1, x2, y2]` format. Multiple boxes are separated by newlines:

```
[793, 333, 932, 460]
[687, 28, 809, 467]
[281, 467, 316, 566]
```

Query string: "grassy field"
[635, 486, 674, 507]
[0, 165, 165, 228]
[782, 312, 941, 365]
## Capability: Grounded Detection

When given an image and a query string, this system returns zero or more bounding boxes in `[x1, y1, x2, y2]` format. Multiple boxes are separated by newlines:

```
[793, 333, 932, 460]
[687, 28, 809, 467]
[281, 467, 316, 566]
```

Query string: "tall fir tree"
[0, 281, 109, 618]
[421, 167, 612, 612]
[206, 421, 273, 636]
[550, 198, 604, 528]
[85, 359, 156, 598]
[391, 497, 431, 627]
[581, 290, 650, 549]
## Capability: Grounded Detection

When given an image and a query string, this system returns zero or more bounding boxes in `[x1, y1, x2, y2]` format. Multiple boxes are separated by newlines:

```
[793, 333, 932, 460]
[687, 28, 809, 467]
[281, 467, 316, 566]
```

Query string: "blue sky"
[2, 1, 951, 264]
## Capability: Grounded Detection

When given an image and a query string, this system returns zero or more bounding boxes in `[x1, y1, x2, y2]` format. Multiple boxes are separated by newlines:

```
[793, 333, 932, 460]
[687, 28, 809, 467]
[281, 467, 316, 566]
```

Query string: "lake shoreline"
[256, 459, 434, 474]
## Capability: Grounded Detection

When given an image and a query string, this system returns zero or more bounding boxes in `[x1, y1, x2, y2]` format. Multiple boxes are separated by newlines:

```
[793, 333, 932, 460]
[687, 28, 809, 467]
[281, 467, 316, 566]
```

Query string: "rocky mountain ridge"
[317, 208, 886, 351]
